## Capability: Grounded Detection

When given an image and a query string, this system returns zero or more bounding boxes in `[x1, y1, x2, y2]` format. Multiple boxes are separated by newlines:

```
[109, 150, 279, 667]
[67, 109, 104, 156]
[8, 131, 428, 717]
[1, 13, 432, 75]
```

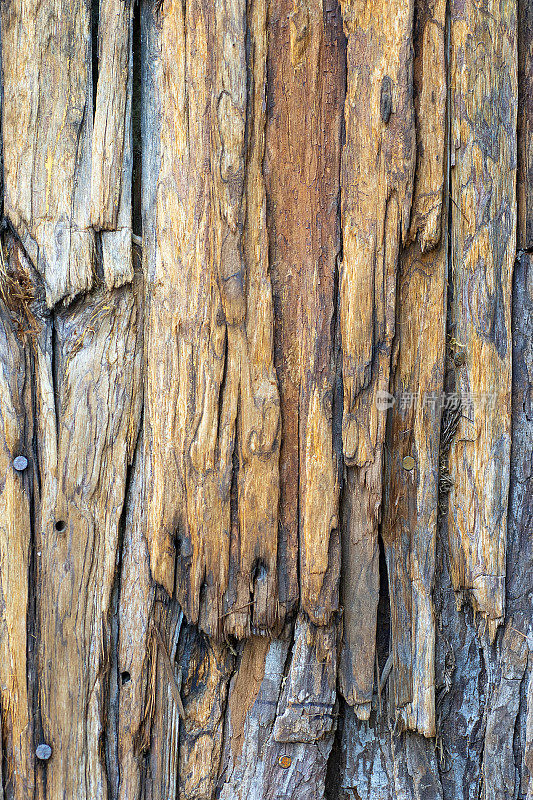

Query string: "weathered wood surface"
[381, 0, 447, 738]
[38, 279, 141, 799]
[91, 0, 132, 233]
[448, 0, 517, 639]
[143, 0, 280, 640]
[0, 239, 41, 800]
[1, 0, 95, 306]
[339, 0, 416, 720]
[265, 0, 344, 625]
[0, 0, 530, 798]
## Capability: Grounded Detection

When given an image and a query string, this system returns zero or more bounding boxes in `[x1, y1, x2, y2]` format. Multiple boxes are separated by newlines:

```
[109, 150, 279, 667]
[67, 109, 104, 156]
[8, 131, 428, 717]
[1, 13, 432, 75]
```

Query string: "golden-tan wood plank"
[117, 436, 154, 800]
[91, 0, 132, 232]
[265, 0, 344, 626]
[38, 282, 142, 799]
[95, 0, 135, 289]
[338, 0, 416, 719]
[448, 0, 517, 639]
[143, 0, 279, 639]
[228, 0, 280, 638]
[381, 0, 447, 738]
[1, 0, 95, 306]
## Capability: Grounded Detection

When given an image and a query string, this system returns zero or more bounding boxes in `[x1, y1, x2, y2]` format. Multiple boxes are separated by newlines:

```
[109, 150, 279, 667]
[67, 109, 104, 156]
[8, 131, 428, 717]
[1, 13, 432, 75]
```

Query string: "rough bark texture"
[0, 1, 530, 799]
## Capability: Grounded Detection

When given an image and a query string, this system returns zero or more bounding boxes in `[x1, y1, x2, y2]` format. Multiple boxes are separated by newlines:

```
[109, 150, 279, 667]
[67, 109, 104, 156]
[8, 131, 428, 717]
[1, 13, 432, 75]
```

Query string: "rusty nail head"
[402, 455, 415, 471]
[36, 743, 52, 761]
[13, 455, 28, 471]
[278, 755, 291, 769]
[454, 351, 466, 366]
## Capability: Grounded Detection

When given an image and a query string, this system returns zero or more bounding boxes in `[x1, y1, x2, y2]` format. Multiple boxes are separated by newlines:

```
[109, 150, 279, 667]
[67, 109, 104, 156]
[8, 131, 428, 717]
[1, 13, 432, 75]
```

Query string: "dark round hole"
[121, 671, 131, 686]
[55, 520, 66, 533]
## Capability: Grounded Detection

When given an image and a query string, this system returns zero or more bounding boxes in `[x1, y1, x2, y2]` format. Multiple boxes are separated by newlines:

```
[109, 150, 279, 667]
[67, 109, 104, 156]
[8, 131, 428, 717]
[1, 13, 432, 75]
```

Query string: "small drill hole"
[55, 520, 66, 533]
[121, 671, 131, 686]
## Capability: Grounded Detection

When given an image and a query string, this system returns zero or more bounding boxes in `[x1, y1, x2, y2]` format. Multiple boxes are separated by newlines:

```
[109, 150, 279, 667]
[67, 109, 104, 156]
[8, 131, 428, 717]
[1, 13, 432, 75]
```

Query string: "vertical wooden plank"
[143, 0, 231, 626]
[381, 0, 447, 738]
[0, 239, 43, 800]
[518, 0, 533, 249]
[91, 0, 132, 232]
[228, 0, 280, 637]
[143, 0, 280, 639]
[95, 0, 135, 289]
[265, 0, 344, 624]
[38, 283, 142, 799]
[338, 0, 416, 719]
[481, 252, 533, 800]
[448, 0, 517, 639]
[117, 436, 153, 800]
[1, 0, 95, 306]
[142, 598, 183, 800]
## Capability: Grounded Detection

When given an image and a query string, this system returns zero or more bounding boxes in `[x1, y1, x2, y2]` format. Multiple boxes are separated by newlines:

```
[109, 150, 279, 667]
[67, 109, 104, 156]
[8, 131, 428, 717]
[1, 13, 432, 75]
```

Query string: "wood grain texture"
[142, 598, 184, 800]
[338, 0, 416, 719]
[272, 616, 337, 744]
[38, 280, 142, 799]
[143, 0, 280, 640]
[1, 0, 95, 307]
[448, 0, 517, 639]
[265, 0, 344, 624]
[91, 0, 132, 232]
[218, 622, 337, 800]
[98, 0, 135, 290]
[336, 710, 443, 800]
[0, 238, 42, 800]
[0, 0, 530, 797]
[518, 0, 533, 248]
[178, 631, 233, 800]
[381, 0, 447, 738]
[117, 436, 153, 800]
[485, 251, 533, 800]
